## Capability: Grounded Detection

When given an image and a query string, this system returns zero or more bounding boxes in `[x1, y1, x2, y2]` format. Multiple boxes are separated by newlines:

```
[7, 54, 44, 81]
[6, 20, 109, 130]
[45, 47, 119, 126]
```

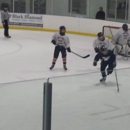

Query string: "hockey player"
[93, 46, 116, 82]
[93, 32, 112, 53]
[1, 4, 11, 38]
[50, 26, 71, 70]
[113, 24, 130, 55]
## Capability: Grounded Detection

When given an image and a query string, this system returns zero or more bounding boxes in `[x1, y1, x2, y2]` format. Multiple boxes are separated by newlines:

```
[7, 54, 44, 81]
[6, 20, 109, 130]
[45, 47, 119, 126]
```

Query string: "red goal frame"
[102, 26, 121, 39]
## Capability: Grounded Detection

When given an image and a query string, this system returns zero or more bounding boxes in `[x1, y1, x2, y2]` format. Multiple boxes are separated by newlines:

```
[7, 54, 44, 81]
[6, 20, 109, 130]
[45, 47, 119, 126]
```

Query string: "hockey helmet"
[97, 32, 103, 37]
[97, 32, 104, 41]
[59, 26, 66, 36]
[60, 26, 66, 30]
[122, 24, 128, 31]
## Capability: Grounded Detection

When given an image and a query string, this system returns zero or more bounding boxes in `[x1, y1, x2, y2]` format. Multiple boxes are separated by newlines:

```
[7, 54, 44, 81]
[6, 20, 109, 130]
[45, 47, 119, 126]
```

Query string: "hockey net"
[102, 26, 121, 39]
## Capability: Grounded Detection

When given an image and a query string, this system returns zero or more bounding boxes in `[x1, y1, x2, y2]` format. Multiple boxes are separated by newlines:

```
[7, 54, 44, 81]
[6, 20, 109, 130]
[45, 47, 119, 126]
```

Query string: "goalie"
[113, 24, 130, 56]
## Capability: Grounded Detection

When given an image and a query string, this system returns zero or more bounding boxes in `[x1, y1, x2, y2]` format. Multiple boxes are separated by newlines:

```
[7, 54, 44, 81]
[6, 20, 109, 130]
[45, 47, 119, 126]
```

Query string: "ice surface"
[0, 29, 130, 130]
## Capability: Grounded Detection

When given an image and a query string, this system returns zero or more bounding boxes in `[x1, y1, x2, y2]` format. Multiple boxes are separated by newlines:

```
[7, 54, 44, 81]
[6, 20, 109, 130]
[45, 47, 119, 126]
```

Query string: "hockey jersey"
[114, 28, 130, 45]
[93, 37, 112, 50]
[52, 33, 70, 48]
[94, 50, 116, 62]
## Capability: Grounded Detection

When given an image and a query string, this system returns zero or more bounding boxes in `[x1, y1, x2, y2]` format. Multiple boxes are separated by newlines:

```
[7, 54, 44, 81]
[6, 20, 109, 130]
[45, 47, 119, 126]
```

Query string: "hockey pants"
[101, 61, 113, 77]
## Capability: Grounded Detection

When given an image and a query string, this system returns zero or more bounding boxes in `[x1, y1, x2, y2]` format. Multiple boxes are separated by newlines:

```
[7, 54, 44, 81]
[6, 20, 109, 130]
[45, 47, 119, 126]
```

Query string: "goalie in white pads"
[93, 32, 112, 53]
[113, 24, 130, 55]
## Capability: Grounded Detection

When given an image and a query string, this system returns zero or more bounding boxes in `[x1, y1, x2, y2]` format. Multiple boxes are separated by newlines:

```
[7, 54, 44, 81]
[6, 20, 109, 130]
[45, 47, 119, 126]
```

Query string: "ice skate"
[50, 64, 55, 70]
[100, 77, 106, 82]
[5, 36, 11, 38]
[63, 64, 67, 70]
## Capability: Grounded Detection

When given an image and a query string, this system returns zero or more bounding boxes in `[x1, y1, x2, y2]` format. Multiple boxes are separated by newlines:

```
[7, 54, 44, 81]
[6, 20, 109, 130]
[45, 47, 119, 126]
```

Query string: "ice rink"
[0, 29, 130, 130]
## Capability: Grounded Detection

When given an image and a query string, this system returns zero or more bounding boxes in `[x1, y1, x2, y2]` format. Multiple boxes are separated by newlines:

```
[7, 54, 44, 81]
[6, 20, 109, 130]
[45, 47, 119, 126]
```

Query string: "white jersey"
[52, 32, 70, 48]
[93, 37, 112, 50]
[114, 28, 130, 45]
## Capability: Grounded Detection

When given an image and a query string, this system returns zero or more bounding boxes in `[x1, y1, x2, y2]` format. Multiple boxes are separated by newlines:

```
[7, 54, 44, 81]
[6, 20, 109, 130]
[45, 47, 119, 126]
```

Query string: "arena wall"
[0, 13, 129, 37]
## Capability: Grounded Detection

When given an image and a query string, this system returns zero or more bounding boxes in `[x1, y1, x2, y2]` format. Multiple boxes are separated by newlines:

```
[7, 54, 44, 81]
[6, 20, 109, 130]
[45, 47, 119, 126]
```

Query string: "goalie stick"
[71, 51, 90, 59]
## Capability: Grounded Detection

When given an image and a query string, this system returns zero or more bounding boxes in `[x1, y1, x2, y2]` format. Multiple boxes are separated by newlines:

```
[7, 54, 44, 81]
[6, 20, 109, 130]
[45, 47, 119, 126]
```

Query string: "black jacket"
[95, 11, 105, 20]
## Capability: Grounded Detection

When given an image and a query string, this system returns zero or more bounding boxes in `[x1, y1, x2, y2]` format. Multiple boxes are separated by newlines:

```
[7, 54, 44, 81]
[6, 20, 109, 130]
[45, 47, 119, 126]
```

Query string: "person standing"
[1, 4, 11, 38]
[95, 7, 105, 20]
[50, 26, 71, 70]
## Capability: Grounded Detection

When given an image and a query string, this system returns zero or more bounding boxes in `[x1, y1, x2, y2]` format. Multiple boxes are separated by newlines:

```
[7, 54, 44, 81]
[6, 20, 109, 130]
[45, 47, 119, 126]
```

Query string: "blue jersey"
[94, 50, 116, 62]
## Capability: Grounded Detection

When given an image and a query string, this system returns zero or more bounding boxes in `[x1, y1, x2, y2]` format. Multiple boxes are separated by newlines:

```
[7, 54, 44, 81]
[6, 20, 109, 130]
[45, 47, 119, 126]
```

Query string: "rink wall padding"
[0, 13, 129, 37]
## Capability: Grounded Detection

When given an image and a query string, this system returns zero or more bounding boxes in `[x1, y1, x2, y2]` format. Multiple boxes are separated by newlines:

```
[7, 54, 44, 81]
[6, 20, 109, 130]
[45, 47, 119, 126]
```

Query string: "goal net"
[102, 26, 121, 39]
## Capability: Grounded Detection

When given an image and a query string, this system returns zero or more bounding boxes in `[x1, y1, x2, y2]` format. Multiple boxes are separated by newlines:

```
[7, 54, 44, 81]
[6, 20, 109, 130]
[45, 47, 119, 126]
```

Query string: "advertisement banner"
[9, 13, 43, 27]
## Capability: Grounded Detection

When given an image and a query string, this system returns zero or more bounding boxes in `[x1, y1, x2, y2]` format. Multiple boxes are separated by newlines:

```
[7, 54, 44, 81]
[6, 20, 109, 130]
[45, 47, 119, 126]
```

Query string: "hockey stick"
[115, 68, 119, 92]
[71, 51, 90, 59]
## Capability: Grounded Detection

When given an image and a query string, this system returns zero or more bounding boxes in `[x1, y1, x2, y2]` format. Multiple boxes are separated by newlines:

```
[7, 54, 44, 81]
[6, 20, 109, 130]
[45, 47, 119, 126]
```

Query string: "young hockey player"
[93, 32, 112, 53]
[113, 24, 130, 55]
[1, 4, 11, 38]
[93, 46, 116, 82]
[50, 26, 71, 70]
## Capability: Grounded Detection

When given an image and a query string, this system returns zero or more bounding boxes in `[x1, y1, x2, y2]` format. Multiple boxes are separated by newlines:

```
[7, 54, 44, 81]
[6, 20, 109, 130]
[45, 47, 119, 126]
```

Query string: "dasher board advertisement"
[9, 13, 43, 27]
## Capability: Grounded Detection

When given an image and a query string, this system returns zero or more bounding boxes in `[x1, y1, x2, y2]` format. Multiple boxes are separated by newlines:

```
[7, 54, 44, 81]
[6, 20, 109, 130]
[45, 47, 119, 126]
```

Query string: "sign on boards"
[9, 13, 43, 27]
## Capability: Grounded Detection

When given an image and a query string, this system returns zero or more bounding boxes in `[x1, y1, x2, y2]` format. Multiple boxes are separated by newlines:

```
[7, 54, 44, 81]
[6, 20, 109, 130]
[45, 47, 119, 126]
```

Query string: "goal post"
[102, 26, 121, 39]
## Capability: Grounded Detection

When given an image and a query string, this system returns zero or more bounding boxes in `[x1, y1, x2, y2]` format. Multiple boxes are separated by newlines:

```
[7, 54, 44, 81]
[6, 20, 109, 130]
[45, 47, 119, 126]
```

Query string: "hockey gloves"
[51, 40, 56, 45]
[94, 47, 99, 53]
[93, 61, 97, 66]
[67, 47, 71, 53]
[113, 61, 116, 68]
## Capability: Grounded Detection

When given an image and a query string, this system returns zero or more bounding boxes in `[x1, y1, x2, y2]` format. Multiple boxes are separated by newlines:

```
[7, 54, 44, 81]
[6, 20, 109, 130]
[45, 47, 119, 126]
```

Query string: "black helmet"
[122, 24, 128, 31]
[59, 26, 66, 30]
[100, 46, 107, 52]
[97, 32, 105, 41]
[97, 32, 103, 37]
[59, 26, 66, 36]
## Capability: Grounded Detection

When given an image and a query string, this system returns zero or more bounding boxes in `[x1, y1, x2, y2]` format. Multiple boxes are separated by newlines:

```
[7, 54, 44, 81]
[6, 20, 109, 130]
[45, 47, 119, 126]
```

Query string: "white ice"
[0, 29, 130, 130]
